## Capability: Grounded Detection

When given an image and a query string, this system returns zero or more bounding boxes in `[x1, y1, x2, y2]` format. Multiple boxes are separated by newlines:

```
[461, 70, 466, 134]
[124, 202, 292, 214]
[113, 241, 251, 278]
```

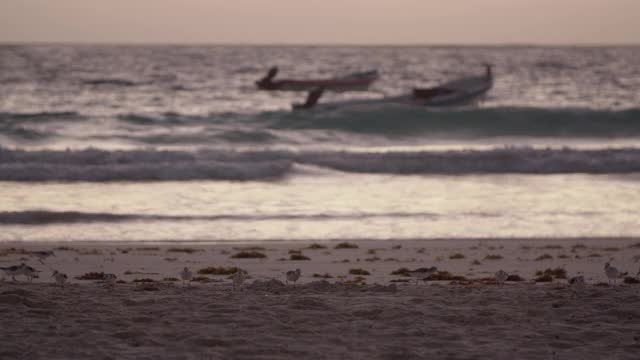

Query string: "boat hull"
[415, 83, 492, 107]
[257, 70, 378, 92]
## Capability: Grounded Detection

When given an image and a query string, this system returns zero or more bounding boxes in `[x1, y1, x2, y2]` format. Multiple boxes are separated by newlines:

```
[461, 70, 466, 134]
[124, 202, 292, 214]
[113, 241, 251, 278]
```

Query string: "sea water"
[1, 45, 639, 242]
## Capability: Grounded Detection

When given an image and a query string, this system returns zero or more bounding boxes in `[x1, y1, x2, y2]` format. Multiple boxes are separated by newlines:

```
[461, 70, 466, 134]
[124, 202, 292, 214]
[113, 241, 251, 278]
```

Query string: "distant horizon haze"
[1, 0, 639, 45]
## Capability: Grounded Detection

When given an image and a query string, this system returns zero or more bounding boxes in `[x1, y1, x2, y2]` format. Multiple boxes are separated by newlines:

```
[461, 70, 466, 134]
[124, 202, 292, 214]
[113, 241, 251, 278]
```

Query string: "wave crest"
[2, 108, 640, 144]
[0, 147, 638, 181]
[271, 107, 640, 137]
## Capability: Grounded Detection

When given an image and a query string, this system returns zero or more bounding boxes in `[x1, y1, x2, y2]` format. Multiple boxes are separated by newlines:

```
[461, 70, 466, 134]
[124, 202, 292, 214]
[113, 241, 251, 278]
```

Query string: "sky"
[1, 0, 639, 45]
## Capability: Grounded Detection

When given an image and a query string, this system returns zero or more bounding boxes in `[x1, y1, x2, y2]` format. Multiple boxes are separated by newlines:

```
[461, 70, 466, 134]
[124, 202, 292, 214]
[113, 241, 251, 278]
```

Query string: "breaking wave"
[0, 210, 440, 225]
[114, 107, 640, 138]
[0, 146, 639, 182]
[1, 107, 640, 143]
[270, 106, 640, 137]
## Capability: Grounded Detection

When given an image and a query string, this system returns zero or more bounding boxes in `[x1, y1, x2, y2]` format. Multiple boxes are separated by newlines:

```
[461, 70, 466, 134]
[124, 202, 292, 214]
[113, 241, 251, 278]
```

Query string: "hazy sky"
[1, 0, 639, 45]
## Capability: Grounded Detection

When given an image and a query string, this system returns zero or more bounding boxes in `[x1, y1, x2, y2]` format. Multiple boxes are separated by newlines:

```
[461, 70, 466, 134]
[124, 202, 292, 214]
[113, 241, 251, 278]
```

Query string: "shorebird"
[568, 274, 586, 299]
[407, 266, 438, 285]
[51, 270, 68, 288]
[31, 250, 55, 264]
[180, 267, 193, 287]
[0, 263, 28, 281]
[604, 262, 620, 285]
[495, 270, 508, 286]
[22, 265, 40, 282]
[104, 273, 117, 288]
[286, 268, 301, 286]
[232, 270, 246, 291]
[568, 275, 586, 287]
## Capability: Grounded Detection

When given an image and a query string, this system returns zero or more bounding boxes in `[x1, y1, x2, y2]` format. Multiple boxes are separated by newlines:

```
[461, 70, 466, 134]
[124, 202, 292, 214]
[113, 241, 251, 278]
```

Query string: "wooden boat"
[256, 67, 378, 92]
[412, 65, 493, 106]
[291, 65, 493, 110]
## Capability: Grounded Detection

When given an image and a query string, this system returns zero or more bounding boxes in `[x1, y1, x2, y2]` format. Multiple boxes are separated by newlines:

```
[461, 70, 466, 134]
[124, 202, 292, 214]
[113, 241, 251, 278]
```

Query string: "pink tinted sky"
[1, 0, 639, 45]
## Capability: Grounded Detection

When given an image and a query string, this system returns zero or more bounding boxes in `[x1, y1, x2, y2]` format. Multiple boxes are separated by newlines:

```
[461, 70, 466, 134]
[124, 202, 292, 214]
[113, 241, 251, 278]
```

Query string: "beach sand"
[1, 239, 640, 359]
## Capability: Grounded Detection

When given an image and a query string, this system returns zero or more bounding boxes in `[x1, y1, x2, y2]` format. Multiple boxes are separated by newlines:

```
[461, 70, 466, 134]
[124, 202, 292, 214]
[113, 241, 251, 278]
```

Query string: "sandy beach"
[2, 238, 640, 359]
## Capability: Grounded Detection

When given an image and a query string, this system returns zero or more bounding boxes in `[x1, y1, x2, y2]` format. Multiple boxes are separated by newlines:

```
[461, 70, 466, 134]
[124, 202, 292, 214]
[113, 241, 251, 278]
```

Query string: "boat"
[291, 65, 493, 110]
[256, 67, 379, 92]
[292, 87, 326, 109]
[412, 64, 493, 106]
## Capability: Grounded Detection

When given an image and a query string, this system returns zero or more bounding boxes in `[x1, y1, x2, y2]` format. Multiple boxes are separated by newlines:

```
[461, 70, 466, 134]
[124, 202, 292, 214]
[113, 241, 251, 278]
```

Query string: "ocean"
[1, 45, 639, 242]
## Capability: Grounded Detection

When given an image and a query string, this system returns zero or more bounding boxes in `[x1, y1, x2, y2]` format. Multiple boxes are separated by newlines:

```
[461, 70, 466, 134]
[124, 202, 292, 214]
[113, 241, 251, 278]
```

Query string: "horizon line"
[1, 41, 639, 48]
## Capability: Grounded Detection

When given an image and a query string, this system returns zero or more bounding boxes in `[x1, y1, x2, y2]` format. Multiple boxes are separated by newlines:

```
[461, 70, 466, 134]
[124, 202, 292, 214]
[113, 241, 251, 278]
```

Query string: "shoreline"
[3, 235, 640, 245]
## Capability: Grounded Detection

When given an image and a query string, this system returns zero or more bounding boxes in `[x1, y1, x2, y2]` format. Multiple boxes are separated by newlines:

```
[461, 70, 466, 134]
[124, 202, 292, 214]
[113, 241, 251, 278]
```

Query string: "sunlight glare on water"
[1, 173, 639, 242]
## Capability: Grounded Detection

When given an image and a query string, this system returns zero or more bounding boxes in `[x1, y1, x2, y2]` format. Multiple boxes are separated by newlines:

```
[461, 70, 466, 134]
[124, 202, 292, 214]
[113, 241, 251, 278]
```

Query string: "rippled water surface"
[1, 45, 639, 242]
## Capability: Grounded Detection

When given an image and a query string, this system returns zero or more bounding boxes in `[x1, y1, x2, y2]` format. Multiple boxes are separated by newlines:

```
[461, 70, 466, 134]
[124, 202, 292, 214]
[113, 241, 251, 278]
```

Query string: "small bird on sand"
[286, 268, 301, 286]
[23, 264, 40, 282]
[568, 274, 586, 299]
[407, 266, 438, 285]
[31, 250, 55, 264]
[51, 270, 68, 288]
[568, 275, 585, 286]
[1, 263, 28, 281]
[180, 267, 193, 287]
[495, 270, 508, 285]
[233, 270, 247, 291]
[604, 262, 620, 285]
[104, 273, 117, 287]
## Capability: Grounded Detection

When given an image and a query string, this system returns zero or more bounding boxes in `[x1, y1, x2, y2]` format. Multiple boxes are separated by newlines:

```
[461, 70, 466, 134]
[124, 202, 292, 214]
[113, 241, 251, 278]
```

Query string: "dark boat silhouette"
[292, 65, 493, 110]
[256, 67, 379, 92]
[412, 64, 493, 106]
